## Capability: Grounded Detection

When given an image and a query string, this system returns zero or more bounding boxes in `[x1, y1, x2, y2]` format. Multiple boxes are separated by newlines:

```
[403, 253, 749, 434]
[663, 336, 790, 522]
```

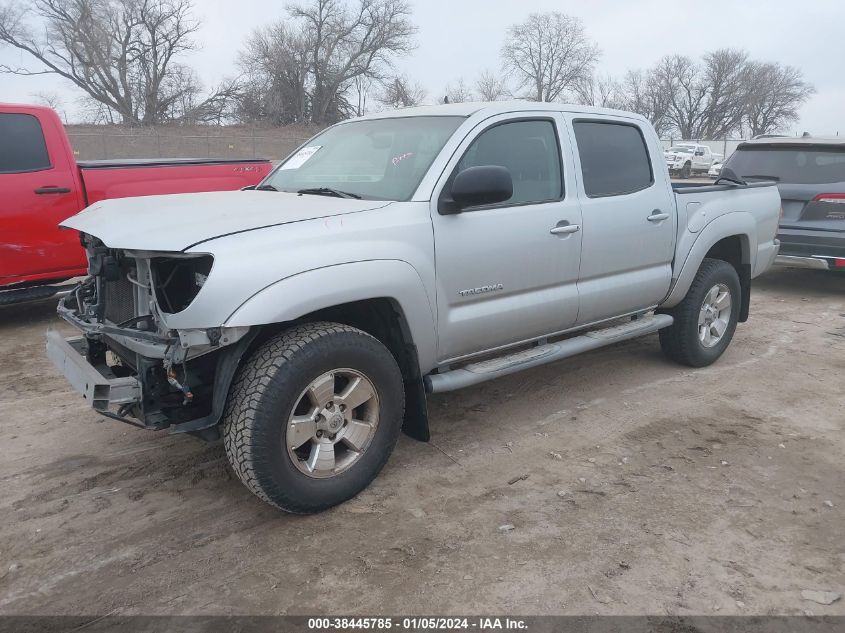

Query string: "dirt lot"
[1, 266, 843, 616]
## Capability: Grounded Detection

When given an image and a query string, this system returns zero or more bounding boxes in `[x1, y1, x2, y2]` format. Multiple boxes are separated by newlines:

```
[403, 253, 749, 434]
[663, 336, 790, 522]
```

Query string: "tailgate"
[779, 182, 845, 233]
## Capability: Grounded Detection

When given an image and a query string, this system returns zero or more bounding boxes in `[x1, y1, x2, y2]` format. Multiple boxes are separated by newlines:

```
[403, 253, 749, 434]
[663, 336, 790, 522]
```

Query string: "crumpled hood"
[61, 190, 391, 251]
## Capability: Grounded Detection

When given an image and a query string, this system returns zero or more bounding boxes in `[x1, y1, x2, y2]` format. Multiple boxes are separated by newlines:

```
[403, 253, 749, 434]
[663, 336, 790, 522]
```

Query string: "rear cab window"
[573, 120, 653, 197]
[0, 113, 51, 174]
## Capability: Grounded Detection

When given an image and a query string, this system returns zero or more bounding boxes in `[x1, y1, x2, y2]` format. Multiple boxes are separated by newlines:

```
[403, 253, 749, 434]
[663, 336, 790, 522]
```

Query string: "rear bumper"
[46, 329, 141, 411]
[776, 226, 845, 270]
[775, 255, 830, 270]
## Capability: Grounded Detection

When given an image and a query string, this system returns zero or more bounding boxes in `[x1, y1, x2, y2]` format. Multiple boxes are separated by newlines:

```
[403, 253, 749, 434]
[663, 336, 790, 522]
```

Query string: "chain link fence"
[64, 124, 320, 162]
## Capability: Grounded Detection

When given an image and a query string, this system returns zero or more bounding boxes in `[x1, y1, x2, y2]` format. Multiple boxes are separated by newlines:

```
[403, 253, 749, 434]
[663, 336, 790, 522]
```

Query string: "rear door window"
[0, 113, 51, 174]
[573, 121, 653, 197]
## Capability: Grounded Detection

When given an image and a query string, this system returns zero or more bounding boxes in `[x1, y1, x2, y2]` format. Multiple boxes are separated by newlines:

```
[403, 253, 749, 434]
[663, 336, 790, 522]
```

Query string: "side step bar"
[425, 313, 674, 393]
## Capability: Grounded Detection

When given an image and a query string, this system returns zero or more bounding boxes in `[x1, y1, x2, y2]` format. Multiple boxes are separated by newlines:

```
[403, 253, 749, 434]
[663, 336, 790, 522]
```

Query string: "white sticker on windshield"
[280, 145, 322, 170]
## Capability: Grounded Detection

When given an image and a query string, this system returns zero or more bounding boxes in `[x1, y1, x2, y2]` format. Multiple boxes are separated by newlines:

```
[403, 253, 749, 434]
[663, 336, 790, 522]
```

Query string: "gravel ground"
[0, 266, 842, 616]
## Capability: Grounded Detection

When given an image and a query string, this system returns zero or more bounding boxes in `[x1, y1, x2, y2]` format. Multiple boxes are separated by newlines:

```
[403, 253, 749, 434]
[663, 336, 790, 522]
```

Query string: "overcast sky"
[2, 0, 842, 135]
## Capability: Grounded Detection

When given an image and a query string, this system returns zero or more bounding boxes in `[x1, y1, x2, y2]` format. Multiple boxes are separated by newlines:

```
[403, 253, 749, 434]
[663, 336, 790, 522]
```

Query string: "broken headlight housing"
[151, 254, 214, 314]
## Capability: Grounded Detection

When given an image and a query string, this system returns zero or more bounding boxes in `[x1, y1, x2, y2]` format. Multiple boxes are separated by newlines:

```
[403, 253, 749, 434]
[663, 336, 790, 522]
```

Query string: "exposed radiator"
[105, 276, 136, 325]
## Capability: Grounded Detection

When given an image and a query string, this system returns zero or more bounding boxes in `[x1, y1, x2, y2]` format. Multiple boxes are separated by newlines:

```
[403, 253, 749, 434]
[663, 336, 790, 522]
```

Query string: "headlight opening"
[151, 255, 214, 313]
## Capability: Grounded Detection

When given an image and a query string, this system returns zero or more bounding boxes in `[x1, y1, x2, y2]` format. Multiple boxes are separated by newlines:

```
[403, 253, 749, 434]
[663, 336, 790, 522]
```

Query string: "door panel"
[694, 149, 709, 172]
[0, 112, 83, 284]
[569, 117, 675, 325]
[430, 115, 582, 362]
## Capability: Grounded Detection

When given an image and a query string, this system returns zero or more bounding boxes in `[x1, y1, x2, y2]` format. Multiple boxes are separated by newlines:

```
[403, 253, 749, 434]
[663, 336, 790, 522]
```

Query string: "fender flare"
[223, 259, 438, 372]
[661, 213, 754, 309]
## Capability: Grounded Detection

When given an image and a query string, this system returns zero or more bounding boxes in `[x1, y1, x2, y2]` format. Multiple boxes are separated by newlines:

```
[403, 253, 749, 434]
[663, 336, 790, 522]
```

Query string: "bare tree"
[574, 73, 623, 109]
[353, 75, 373, 116]
[442, 77, 471, 104]
[645, 49, 780, 139]
[617, 69, 672, 136]
[179, 78, 241, 124]
[475, 69, 508, 102]
[377, 74, 425, 109]
[649, 54, 709, 139]
[31, 90, 66, 120]
[236, 22, 311, 125]
[0, 0, 227, 125]
[696, 49, 755, 138]
[287, 0, 416, 124]
[501, 12, 599, 102]
[744, 62, 814, 137]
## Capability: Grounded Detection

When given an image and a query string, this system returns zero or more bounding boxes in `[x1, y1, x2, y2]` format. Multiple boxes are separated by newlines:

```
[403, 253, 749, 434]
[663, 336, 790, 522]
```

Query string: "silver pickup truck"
[48, 102, 781, 513]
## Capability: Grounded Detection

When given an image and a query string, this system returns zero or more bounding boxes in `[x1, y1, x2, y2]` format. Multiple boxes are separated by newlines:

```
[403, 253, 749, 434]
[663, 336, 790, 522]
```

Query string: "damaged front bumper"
[49, 283, 254, 435]
[46, 330, 142, 413]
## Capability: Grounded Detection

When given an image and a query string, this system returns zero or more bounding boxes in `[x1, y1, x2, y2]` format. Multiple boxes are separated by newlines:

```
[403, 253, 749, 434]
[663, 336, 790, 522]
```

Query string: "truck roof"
[355, 101, 648, 122]
[0, 102, 57, 114]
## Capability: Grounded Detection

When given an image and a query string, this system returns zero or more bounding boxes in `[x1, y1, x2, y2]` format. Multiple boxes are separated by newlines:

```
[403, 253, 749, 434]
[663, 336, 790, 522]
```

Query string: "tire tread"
[223, 321, 403, 513]
[659, 258, 740, 367]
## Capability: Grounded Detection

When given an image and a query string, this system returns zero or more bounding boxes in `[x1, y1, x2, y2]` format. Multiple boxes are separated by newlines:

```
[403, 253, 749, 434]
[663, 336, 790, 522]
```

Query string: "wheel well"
[248, 298, 430, 442]
[705, 235, 751, 322]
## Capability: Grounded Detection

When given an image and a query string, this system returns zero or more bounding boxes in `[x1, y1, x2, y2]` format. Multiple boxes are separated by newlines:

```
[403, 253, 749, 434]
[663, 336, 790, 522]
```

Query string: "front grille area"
[105, 276, 136, 324]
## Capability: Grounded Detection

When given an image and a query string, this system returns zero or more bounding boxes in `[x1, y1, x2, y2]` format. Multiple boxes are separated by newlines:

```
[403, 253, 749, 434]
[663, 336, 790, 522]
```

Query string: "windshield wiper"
[742, 174, 780, 181]
[255, 184, 279, 191]
[297, 187, 362, 199]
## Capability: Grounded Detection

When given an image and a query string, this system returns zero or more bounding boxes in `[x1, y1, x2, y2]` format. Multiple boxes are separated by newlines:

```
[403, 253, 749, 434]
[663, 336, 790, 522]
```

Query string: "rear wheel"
[659, 258, 741, 367]
[223, 322, 404, 513]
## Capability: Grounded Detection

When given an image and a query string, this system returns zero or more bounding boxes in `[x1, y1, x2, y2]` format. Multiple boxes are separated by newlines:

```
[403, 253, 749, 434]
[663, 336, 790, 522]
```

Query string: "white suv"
[665, 143, 714, 178]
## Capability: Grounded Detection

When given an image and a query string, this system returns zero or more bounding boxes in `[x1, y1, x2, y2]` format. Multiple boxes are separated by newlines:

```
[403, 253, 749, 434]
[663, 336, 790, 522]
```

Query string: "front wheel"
[659, 258, 741, 367]
[223, 322, 405, 513]
[680, 161, 692, 179]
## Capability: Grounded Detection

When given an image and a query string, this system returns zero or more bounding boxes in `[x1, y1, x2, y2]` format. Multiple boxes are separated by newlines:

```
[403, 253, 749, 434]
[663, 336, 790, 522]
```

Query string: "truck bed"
[668, 180, 781, 291]
[78, 158, 272, 206]
[671, 180, 776, 194]
[76, 158, 270, 169]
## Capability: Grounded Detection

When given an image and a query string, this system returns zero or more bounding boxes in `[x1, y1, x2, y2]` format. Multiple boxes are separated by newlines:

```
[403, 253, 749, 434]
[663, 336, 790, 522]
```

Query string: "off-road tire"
[659, 258, 741, 367]
[223, 321, 404, 514]
[680, 161, 692, 179]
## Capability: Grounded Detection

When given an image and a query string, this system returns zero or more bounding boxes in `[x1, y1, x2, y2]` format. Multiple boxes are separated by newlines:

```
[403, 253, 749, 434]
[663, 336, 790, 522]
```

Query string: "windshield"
[725, 147, 845, 184]
[668, 146, 695, 153]
[262, 116, 465, 201]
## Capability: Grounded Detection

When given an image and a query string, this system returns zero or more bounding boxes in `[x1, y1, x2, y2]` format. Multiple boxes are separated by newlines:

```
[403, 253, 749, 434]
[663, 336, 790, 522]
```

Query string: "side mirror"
[440, 165, 513, 214]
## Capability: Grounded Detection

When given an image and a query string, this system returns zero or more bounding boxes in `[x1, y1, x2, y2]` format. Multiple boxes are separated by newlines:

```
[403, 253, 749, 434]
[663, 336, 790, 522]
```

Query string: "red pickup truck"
[0, 103, 272, 304]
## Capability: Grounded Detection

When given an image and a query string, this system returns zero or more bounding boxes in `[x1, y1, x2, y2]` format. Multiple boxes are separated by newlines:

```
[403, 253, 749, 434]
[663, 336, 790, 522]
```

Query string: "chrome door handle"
[648, 211, 670, 222]
[550, 223, 580, 235]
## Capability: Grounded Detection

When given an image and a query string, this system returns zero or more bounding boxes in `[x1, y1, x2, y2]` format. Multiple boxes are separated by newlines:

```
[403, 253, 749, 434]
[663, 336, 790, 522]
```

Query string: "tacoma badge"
[458, 283, 504, 297]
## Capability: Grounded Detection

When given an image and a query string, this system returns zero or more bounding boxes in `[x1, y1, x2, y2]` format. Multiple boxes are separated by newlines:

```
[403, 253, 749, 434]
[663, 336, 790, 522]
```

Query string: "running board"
[425, 313, 674, 393]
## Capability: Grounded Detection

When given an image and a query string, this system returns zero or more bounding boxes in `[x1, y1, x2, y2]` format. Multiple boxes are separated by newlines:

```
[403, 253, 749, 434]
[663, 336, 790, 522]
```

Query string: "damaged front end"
[47, 234, 254, 438]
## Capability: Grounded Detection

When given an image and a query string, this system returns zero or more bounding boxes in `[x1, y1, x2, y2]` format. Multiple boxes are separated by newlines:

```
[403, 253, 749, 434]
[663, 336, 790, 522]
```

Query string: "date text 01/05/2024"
[306, 617, 528, 630]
